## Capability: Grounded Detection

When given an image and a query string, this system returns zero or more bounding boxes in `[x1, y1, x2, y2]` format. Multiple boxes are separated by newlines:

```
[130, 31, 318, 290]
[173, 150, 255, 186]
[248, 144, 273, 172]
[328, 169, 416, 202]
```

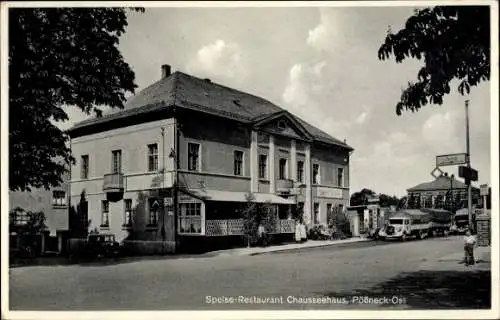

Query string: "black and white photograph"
[1, 1, 498, 319]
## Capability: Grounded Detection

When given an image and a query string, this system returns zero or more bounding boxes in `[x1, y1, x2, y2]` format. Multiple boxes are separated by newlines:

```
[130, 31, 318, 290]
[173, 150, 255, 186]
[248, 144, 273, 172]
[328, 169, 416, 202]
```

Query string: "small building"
[67, 64, 354, 253]
[9, 173, 70, 254]
[406, 173, 480, 211]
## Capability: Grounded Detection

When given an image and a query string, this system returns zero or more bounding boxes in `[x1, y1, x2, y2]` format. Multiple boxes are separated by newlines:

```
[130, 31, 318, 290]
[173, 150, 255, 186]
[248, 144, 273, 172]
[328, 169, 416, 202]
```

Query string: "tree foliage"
[378, 6, 490, 115]
[349, 188, 376, 206]
[9, 8, 144, 191]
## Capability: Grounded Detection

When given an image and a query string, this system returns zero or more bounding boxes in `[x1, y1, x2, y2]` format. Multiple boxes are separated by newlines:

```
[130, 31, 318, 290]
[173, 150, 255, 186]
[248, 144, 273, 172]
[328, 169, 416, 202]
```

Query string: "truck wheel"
[401, 233, 407, 242]
[417, 231, 423, 240]
[443, 229, 449, 237]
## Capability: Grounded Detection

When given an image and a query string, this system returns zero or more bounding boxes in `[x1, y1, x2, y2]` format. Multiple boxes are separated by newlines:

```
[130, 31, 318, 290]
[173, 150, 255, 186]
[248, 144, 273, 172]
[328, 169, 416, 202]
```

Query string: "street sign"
[459, 166, 478, 182]
[436, 153, 468, 167]
[164, 197, 173, 206]
[480, 184, 489, 196]
[431, 167, 444, 179]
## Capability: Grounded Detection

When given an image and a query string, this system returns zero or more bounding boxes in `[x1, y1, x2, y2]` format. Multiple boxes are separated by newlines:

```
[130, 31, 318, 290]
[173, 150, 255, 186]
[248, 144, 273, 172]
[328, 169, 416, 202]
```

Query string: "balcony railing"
[103, 173, 124, 193]
[276, 179, 294, 193]
[204, 219, 295, 236]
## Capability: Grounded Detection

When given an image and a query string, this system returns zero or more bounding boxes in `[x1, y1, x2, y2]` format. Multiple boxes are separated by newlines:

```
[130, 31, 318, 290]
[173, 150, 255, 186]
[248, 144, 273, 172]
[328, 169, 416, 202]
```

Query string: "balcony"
[103, 173, 124, 193]
[276, 179, 294, 194]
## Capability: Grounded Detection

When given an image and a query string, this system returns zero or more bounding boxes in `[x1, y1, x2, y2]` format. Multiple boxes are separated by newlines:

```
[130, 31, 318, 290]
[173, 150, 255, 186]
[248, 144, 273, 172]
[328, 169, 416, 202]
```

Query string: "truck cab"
[379, 217, 411, 240]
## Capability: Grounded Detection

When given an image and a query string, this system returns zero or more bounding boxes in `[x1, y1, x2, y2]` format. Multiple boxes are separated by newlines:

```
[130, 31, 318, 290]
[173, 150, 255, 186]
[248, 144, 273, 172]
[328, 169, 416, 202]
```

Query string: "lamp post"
[465, 100, 473, 231]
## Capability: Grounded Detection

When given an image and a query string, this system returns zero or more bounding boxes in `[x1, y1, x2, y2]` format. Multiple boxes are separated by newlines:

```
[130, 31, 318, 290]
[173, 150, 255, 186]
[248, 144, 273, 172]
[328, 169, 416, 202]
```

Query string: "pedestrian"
[463, 229, 476, 266]
[257, 222, 267, 247]
[295, 220, 302, 243]
[300, 221, 307, 242]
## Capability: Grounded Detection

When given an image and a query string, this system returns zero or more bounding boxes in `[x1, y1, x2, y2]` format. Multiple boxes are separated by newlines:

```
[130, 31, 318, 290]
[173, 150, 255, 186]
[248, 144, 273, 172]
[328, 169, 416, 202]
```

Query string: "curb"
[218, 238, 371, 257]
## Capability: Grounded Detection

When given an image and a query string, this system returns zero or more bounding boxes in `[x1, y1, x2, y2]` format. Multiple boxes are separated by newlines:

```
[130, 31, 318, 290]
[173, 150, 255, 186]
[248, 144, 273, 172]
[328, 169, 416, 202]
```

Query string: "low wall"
[122, 240, 176, 255]
[476, 215, 491, 247]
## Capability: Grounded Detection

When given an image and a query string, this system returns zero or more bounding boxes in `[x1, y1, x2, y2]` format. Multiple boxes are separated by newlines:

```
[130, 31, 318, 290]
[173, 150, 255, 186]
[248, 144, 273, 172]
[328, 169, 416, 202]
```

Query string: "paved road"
[9, 236, 490, 310]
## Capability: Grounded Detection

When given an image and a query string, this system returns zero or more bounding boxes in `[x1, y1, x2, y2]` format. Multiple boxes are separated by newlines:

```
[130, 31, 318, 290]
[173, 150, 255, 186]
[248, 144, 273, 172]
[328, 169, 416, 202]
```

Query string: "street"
[9, 236, 490, 310]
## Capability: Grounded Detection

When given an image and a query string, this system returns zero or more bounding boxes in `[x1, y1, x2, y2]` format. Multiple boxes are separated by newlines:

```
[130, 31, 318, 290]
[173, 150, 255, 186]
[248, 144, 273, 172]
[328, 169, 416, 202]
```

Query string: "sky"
[61, 4, 493, 198]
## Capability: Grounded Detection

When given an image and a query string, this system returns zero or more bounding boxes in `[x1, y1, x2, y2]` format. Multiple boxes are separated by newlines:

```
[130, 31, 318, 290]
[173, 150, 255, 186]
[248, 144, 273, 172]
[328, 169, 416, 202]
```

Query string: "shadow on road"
[319, 270, 491, 309]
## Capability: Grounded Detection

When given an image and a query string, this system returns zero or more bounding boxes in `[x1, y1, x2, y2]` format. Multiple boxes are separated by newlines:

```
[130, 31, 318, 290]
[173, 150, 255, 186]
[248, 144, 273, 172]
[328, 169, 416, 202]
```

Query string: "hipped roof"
[69, 71, 353, 150]
[407, 175, 478, 192]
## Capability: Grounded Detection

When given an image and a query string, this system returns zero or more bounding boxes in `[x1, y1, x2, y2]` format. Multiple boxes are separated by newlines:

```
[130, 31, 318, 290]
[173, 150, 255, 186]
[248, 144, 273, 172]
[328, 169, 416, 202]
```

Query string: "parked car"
[83, 234, 121, 258]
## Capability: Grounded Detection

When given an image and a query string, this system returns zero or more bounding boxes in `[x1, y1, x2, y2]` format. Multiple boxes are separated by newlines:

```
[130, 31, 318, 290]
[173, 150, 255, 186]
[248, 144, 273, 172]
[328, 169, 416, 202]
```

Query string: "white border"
[1, 1, 499, 320]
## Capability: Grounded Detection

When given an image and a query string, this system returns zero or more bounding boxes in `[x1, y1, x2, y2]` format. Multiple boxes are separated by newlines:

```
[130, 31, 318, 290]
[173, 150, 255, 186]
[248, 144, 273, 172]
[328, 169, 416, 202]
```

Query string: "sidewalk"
[419, 245, 491, 271]
[211, 237, 370, 257]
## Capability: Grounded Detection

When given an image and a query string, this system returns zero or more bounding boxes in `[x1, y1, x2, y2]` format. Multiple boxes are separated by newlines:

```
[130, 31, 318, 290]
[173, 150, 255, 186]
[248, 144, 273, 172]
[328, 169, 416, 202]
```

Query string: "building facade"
[406, 173, 480, 211]
[67, 65, 353, 252]
[9, 174, 70, 254]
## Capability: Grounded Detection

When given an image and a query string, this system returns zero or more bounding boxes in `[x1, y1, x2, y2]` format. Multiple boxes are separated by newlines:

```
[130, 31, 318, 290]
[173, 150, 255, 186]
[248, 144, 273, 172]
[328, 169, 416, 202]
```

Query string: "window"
[277, 119, 287, 130]
[313, 164, 320, 184]
[81, 155, 89, 179]
[297, 161, 304, 183]
[313, 203, 320, 224]
[234, 150, 244, 176]
[10, 209, 29, 225]
[101, 200, 109, 227]
[337, 167, 344, 187]
[259, 154, 267, 179]
[112, 150, 122, 174]
[179, 203, 202, 233]
[327, 203, 332, 215]
[279, 158, 288, 179]
[148, 199, 160, 225]
[148, 144, 158, 172]
[188, 143, 200, 171]
[52, 191, 66, 206]
[124, 199, 132, 226]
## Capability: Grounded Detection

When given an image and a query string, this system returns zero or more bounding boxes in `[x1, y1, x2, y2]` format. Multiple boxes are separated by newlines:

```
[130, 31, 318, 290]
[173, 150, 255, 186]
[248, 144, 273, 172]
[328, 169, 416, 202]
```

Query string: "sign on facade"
[164, 197, 173, 206]
[480, 184, 489, 196]
[436, 153, 468, 167]
[316, 186, 343, 199]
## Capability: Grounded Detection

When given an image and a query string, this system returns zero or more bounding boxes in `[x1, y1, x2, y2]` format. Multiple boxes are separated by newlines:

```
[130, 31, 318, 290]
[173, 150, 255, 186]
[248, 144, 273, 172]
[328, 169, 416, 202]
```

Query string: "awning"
[183, 189, 295, 205]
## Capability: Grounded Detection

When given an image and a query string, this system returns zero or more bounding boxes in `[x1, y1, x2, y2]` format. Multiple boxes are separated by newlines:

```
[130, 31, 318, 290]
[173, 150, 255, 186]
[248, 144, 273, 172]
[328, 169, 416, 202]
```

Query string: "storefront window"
[179, 202, 202, 233]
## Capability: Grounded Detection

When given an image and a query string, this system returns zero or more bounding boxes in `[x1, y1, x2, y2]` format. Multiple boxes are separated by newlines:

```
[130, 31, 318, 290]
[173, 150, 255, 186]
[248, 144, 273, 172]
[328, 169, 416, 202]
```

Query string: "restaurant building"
[67, 65, 353, 252]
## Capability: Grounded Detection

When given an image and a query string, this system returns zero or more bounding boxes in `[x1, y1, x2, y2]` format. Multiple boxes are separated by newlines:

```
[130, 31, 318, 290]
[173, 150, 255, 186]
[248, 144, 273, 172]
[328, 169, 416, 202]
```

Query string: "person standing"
[257, 222, 267, 247]
[464, 229, 477, 266]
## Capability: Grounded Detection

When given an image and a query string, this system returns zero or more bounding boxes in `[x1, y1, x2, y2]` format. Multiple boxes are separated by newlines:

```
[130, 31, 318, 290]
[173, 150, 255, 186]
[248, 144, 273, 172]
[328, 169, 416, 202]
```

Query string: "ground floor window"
[179, 202, 202, 233]
[124, 199, 133, 226]
[101, 200, 109, 228]
[148, 199, 160, 226]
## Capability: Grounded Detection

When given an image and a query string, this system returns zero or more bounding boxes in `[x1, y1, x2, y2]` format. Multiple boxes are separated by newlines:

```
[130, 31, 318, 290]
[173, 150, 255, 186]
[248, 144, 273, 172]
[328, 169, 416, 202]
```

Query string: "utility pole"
[465, 100, 473, 231]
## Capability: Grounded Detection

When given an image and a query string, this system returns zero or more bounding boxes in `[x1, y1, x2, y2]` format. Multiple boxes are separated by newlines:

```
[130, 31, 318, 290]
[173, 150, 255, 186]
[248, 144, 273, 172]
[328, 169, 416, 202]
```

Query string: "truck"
[450, 208, 476, 235]
[378, 208, 453, 241]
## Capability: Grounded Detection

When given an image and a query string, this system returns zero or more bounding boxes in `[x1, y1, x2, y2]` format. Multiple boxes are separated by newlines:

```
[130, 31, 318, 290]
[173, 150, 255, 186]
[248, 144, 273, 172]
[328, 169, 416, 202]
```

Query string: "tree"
[349, 188, 376, 206]
[378, 6, 490, 115]
[9, 8, 144, 191]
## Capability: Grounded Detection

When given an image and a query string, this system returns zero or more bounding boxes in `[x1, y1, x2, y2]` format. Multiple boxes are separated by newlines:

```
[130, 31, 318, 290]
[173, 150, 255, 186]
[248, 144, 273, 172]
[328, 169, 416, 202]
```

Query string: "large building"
[406, 173, 480, 210]
[9, 174, 70, 254]
[67, 65, 353, 252]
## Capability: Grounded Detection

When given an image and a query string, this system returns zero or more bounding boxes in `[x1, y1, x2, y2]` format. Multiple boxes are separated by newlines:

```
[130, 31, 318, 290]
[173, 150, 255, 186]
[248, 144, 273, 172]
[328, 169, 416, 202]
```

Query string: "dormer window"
[277, 119, 287, 130]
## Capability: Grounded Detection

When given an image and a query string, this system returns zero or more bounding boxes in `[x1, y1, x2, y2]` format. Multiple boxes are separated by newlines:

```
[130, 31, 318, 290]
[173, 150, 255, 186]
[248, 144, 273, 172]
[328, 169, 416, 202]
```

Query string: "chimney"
[444, 172, 448, 177]
[204, 78, 211, 83]
[161, 64, 171, 79]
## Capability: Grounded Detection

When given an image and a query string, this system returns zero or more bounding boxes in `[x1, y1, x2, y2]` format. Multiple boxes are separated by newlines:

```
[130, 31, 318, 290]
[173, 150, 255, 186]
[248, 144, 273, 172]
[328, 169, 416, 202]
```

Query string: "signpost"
[436, 153, 468, 167]
[431, 167, 444, 179]
[480, 184, 489, 216]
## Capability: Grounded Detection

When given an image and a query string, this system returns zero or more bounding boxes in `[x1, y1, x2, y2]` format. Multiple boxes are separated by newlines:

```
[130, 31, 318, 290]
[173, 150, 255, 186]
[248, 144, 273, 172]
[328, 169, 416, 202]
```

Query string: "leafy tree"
[378, 194, 400, 207]
[9, 7, 144, 191]
[397, 196, 408, 209]
[378, 6, 490, 115]
[349, 188, 376, 206]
